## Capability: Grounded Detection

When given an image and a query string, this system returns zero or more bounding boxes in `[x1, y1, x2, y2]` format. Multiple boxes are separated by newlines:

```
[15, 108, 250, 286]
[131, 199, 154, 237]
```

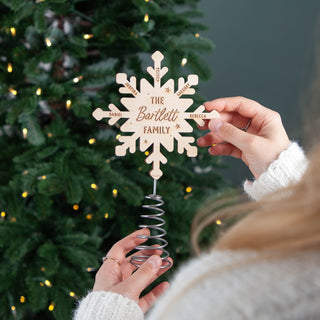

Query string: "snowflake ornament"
[93, 51, 220, 180]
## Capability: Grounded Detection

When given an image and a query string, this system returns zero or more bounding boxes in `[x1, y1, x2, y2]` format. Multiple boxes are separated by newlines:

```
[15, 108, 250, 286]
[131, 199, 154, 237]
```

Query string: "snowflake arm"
[147, 51, 168, 88]
[115, 132, 140, 155]
[172, 132, 198, 157]
[92, 104, 130, 125]
[184, 105, 220, 127]
[116, 73, 139, 98]
[176, 75, 198, 97]
[145, 142, 167, 180]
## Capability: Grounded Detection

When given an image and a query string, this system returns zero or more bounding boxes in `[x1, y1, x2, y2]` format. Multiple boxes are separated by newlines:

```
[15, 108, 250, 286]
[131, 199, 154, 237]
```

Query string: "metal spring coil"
[130, 193, 172, 269]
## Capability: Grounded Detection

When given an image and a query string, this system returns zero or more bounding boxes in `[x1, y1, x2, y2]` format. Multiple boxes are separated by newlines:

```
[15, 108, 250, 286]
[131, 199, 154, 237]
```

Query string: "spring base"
[131, 181, 171, 269]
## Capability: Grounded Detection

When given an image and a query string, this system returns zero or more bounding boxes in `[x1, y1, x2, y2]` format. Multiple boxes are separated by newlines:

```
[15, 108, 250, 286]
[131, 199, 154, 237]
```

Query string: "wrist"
[73, 291, 143, 320]
[244, 142, 307, 201]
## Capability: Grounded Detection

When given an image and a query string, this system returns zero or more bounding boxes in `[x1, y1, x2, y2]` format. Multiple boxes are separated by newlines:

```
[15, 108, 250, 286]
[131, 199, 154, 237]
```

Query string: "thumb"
[208, 118, 251, 151]
[125, 255, 162, 295]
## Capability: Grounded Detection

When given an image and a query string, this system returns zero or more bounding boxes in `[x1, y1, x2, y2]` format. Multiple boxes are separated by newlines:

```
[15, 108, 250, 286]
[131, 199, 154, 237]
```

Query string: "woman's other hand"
[93, 229, 173, 313]
[197, 96, 290, 178]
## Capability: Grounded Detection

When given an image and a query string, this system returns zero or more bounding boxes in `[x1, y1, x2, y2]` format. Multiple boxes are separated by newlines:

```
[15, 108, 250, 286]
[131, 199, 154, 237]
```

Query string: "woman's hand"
[197, 96, 290, 178]
[93, 229, 173, 314]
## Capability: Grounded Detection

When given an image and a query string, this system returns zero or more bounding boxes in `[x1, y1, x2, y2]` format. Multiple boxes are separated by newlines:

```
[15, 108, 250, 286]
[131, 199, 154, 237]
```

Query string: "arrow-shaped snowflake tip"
[92, 50, 220, 180]
[92, 105, 128, 126]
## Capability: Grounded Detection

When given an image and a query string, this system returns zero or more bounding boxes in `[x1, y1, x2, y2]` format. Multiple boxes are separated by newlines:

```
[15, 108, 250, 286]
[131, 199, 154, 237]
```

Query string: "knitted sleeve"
[243, 142, 307, 201]
[72, 291, 143, 320]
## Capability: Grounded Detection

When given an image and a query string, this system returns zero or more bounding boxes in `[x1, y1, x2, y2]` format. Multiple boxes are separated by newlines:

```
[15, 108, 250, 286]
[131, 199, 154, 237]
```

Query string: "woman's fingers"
[112, 255, 162, 299]
[208, 118, 253, 152]
[114, 255, 172, 309]
[204, 97, 279, 135]
[204, 96, 264, 118]
[125, 255, 171, 293]
[208, 143, 242, 159]
[121, 246, 164, 279]
[199, 97, 291, 179]
[106, 228, 150, 264]
[92, 231, 174, 314]
[197, 131, 223, 147]
[198, 112, 250, 132]
[198, 130, 243, 159]
[94, 229, 151, 289]
[139, 282, 170, 313]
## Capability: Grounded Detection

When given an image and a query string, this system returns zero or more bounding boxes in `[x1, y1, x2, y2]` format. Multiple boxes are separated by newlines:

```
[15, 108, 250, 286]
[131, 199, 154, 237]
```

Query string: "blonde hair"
[192, 144, 320, 254]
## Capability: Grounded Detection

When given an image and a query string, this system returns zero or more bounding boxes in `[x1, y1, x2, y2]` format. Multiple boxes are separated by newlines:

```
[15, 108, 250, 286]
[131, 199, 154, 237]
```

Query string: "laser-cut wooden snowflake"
[93, 51, 220, 180]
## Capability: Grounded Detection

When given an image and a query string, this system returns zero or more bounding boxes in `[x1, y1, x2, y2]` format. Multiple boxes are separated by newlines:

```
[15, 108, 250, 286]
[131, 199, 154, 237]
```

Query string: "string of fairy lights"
[2, 0, 219, 316]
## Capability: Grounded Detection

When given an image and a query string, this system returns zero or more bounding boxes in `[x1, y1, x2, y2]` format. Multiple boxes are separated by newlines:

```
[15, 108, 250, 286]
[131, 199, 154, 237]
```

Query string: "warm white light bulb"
[66, 99, 72, 109]
[48, 303, 55, 311]
[23, 128, 28, 139]
[9, 88, 17, 96]
[10, 27, 16, 36]
[83, 34, 93, 39]
[7, 63, 13, 73]
[45, 38, 52, 47]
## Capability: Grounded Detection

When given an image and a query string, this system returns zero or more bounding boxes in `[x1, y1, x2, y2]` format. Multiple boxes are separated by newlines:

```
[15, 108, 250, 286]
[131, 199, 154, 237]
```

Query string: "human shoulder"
[147, 250, 320, 320]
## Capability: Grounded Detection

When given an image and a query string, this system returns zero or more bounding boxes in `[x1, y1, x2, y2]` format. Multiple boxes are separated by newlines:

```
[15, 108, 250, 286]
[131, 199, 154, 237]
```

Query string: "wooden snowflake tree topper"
[93, 51, 220, 180]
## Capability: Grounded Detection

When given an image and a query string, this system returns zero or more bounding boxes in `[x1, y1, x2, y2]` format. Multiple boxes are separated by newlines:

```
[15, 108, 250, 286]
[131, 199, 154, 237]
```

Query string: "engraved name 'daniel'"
[136, 96, 179, 135]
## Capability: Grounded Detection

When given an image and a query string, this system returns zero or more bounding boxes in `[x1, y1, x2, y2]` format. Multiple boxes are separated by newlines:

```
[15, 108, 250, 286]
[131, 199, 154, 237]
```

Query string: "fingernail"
[208, 119, 222, 132]
[147, 255, 161, 269]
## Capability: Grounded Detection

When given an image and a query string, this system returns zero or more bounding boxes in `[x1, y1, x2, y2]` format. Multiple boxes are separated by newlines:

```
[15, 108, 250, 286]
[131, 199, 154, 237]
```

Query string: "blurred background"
[198, 0, 320, 184]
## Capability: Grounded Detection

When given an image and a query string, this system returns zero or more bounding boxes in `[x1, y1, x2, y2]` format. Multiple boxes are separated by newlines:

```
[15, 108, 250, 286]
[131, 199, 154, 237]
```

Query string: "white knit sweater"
[73, 142, 318, 320]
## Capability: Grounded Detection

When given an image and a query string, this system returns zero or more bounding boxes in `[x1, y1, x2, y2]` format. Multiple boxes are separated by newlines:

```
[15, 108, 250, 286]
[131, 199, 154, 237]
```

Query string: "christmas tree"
[0, 0, 223, 319]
